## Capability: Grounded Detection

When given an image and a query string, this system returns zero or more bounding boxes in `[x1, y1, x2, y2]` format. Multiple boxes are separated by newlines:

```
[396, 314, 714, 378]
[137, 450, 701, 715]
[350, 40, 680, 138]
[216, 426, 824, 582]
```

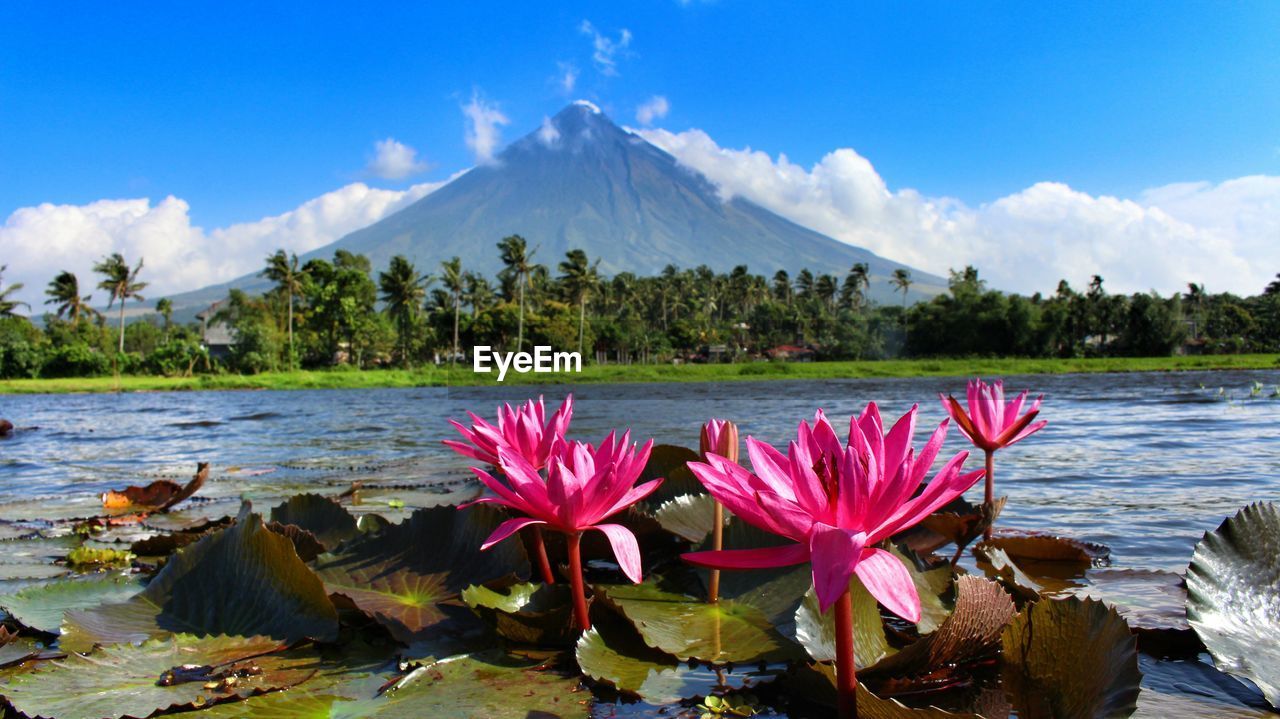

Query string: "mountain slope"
[172, 103, 943, 310]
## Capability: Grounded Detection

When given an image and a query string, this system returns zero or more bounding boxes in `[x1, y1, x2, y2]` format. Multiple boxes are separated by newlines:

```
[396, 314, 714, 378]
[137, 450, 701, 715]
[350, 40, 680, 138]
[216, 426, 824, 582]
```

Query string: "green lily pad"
[311, 505, 528, 644]
[1186, 501, 1280, 707]
[270, 494, 359, 551]
[1001, 596, 1141, 719]
[364, 650, 588, 718]
[599, 579, 802, 664]
[461, 582, 576, 646]
[654, 493, 723, 543]
[575, 613, 781, 705]
[2, 634, 318, 719]
[61, 506, 338, 652]
[0, 573, 144, 634]
[635, 444, 702, 512]
[864, 576, 1014, 680]
[793, 573, 892, 668]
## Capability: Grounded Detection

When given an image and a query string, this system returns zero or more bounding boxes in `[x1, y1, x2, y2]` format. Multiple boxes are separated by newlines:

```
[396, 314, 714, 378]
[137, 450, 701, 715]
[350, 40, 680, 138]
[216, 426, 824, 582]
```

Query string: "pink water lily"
[444, 394, 573, 470]
[940, 378, 1047, 539]
[470, 432, 660, 630]
[940, 378, 1045, 453]
[682, 403, 983, 719]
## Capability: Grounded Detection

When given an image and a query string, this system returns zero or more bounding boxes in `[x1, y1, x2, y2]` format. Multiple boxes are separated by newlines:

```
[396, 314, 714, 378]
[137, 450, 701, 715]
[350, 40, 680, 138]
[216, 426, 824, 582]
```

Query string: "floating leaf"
[101, 463, 208, 512]
[0, 573, 144, 634]
[66, 546, 134, 570]
[312, 505, 528, 644]
[61, 506, 338, 652]
[1001, 596, 1141, 719]
[655, 493, 723, 543]
[461, 582, 575, 646]
[266, 522, 327, 563]
[795, 663, 984, 718]
[635, 444, 703, 512]
[865, 576, 1014, 681]
[600, 579, 801, 664]
[270, 493, 359, 551]
[978, 531, 1110, 574]
[365, 650, 588, 718]
[1186, 502, 1280, 707]
[2, 634, 316, 719]
[793, 574, 892, 668]
[975, 545, 1044, 602]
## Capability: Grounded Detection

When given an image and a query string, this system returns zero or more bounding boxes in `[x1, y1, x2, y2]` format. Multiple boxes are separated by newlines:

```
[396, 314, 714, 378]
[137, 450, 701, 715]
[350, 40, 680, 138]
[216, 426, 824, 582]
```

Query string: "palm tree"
[0, 266, 28, 317]
[498, 235, 539, 351]
[558, 249, 601, 355]
[891, 268, 912, 308]
[94, 253, 147, 353]
[1266, 274, 1280, 296]
[772, 270, 791, 305]
[379, 255, 432, 366]
[841, 263, 869, 312]
[1183, 283, 1205, 339]
[440, 257, 465, 368]
[44, 270, 98, 324]
[262, 250, 306, 369]
[464, 272, 495, 319]
[155, 298, 173, 338]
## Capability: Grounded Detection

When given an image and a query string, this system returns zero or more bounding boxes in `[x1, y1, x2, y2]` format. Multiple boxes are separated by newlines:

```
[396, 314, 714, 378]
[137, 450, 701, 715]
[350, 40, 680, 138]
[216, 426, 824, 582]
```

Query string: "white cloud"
[0, 181, 445, 310]
[462, 91, 510, 164]
[635, 96, 670, 126]
[556, 62, 579, 94]
[537, 116, 561, 146]
[579, 20, 631, 76]
[364, 138, 429, 180]
[638, 127, 1279, 296]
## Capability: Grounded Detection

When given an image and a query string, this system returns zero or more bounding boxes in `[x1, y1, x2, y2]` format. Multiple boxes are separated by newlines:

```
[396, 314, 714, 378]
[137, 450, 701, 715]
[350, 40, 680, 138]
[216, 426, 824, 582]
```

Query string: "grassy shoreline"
[1, 354, 1277, 395]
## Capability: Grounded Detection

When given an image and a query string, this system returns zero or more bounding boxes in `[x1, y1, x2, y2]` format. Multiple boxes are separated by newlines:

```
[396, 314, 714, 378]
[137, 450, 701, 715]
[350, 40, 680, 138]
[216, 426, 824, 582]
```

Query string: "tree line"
[1, 240, 1279, 379]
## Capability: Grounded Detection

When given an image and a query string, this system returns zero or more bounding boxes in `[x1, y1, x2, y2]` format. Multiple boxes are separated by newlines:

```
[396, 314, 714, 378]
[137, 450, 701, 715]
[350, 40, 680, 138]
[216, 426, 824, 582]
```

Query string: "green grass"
[2, 354, 1276, 395]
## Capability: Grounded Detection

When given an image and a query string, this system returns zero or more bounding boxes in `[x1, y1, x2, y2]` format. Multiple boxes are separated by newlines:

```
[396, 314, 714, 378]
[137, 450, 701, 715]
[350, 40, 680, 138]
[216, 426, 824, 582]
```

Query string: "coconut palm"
[498, 235, 540, 351]
[891, 268, 912, 308]
[440, 257, 465, 368]
[464, 272, 495, 319]
[379, 255, 432, 367]
[155, 298, 173, 336]
[44, 270, 99, 324]
[841, 262, 869, 312]
[262, 250, 306, 369]
[94, 253, 147, 353]
[559, 249, 601, 355]
[0, 266, 28, 317]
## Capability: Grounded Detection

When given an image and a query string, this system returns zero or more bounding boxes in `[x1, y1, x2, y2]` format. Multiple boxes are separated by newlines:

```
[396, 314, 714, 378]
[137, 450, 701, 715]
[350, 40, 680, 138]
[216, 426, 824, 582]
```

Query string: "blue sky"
[1, 2, 1278, 301]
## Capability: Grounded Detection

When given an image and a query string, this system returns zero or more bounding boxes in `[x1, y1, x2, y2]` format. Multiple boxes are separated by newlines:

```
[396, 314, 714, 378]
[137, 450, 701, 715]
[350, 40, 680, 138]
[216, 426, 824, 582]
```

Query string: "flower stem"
[708, 500, 724, 602]
[566, 531, 591, 631]
[983, 448, 995, 541]
[834, 589, 857, 719]
[529, 527, 555, 585]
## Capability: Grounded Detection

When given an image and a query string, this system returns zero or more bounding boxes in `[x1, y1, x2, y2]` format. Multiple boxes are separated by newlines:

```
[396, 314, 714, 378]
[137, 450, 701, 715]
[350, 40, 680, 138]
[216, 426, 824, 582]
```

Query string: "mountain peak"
[570, 99, 601, 114]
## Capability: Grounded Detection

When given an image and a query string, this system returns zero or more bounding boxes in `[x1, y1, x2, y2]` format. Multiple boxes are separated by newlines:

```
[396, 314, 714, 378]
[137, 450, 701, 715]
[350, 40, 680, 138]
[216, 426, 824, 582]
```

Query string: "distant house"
[766, 344, 816, 362]
[195, 302, 234, 361]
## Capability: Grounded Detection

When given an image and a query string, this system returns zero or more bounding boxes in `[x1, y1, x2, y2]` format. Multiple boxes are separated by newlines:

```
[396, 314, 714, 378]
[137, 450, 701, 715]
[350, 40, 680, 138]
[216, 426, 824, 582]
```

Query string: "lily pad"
[864, 576, 1014, 681]
[796, 663, 984, 718]
[575, 614, 781, 704]
[654, 493, 723, 543]
[599, 579, 802, 664]
[2, 634, 317, 719]
[101, 463, 208, 513]
[635, 444, 702, 512]
[61, 506, 338, 652]
[1001, 596, 1141, 719]
[977, 531, 1110, 575]
[0, 573, 144, 634]
[793, 574, 892, 668]
[974, 545, 1045, 602]
[461, 582, 576, 646]
[270, 494, 359, 551]
[1186, 502, 1280, 707]
[311, 505, 528, 644]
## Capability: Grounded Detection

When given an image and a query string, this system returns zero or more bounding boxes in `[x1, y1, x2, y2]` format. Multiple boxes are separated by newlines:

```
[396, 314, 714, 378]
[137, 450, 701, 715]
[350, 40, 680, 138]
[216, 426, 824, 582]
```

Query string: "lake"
[2, 369, 1279, 715]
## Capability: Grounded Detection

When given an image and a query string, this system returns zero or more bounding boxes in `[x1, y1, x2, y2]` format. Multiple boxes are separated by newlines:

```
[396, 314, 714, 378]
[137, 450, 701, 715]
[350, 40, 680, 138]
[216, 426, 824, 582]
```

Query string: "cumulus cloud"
[638, 127, 1279, 296]
[0, 181, 445, 310]
[556, 62, 579, 94]
[537, 116, 561, 146]
[462, 91, 510, 164]
[579, 20, 631, 76]
[364, 138, 429, 180]
[635, 96, 670, 126]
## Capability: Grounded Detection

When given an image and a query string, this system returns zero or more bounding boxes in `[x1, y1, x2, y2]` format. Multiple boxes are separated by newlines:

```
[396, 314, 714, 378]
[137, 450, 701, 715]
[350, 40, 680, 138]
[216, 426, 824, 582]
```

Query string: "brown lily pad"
[100, 462, 209, 513]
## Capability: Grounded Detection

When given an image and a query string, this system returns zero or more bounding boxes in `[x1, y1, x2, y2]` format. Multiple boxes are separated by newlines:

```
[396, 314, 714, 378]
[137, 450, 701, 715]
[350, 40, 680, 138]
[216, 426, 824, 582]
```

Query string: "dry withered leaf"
[101, 462, 209, 513]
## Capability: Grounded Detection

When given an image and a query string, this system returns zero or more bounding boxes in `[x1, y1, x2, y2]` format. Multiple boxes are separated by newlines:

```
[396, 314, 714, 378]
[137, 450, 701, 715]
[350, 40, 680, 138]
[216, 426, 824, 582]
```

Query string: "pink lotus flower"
[470, 432, 661, 630]
[701, 418, 740, 464]
[683, 403, 983, 617]
[444, 395, 573, 470]
[939, 378, 1045, 453]
[940, 378, 1047, 540]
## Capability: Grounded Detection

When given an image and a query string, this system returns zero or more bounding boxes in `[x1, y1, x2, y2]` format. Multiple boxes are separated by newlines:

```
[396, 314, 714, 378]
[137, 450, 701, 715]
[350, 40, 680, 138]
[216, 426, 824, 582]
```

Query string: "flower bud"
[700, 419, 739, 464]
